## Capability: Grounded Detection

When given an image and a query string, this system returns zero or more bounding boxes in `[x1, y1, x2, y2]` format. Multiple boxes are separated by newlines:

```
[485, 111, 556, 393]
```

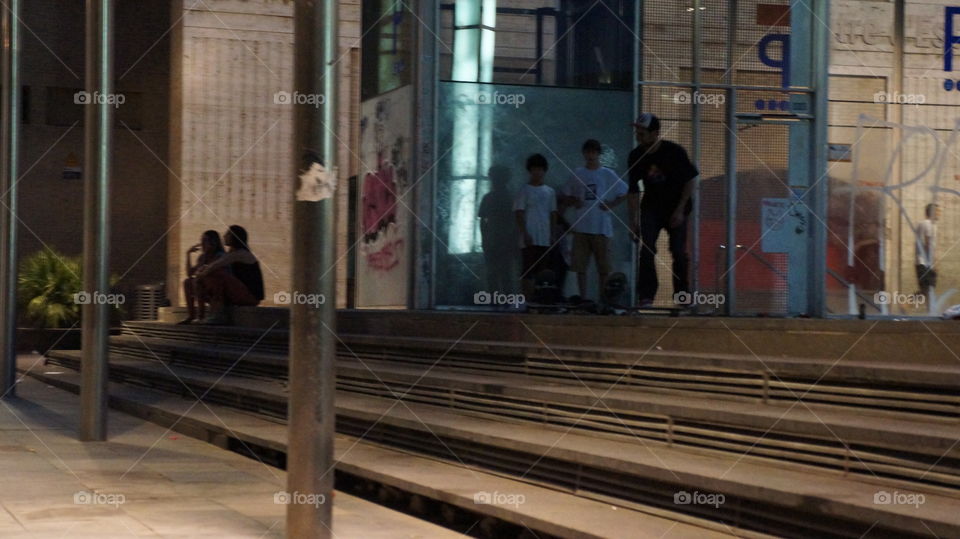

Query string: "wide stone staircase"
[26, 311, 960, 538]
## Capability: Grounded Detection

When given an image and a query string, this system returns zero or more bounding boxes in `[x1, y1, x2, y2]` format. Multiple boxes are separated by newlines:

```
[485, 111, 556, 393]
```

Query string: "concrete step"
[35, 351, 960, 538]
[17, 358, 742, 539]
[47, 345, 960, 492]
[158, 307, 960, 365]
[119, 322, 960, 420]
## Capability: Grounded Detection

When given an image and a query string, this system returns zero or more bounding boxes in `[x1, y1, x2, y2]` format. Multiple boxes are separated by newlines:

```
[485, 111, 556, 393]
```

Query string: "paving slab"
[19, 356, 748, 539]
[0, 368, 464, 538]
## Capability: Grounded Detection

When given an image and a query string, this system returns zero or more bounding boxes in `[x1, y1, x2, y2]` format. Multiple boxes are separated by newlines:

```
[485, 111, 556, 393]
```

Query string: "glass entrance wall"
[826, 1, 960, 317]
[423, 0, 829, 314]
[638, 1, 825, 315]
[431, 1, 636, 308]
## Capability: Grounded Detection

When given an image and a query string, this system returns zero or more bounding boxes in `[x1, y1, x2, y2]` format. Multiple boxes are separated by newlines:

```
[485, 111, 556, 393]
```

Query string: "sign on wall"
[356, 85, 414, 308]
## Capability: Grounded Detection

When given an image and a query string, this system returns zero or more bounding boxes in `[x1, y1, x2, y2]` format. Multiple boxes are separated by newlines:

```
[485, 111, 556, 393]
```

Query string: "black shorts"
[916, 264, 937, 289]
[521, 246, 550, 279]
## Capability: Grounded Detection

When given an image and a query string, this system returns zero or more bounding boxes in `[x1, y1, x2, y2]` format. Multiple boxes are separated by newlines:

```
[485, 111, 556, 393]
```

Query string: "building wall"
[166, 0, 360, 308]
[828, 0, 960, 313]
[16, 0, 170, 298]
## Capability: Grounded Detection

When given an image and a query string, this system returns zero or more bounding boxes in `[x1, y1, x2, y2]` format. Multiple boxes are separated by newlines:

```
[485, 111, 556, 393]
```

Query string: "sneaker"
[176, 317, 195, 325]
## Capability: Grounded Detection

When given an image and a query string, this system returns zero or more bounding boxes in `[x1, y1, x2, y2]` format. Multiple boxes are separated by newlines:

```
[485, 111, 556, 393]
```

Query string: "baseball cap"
[633, 113, 660, 131]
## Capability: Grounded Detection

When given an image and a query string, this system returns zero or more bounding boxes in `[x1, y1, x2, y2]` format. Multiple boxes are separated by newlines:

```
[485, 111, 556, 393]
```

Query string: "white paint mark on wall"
[296, 162, 338, 202]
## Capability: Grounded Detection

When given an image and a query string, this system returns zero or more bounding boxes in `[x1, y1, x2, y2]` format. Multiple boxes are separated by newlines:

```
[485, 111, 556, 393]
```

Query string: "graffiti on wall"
[357, 85, 413, 307]
[844, 114, 958, 312]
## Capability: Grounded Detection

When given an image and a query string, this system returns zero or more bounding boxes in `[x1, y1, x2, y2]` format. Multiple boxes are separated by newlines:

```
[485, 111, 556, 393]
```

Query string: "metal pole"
[288, 0, 337, 536]
[810, 0, 831, 316]
[414, 0, 438, 309]
[690, 0, 702, 297]
[0, 0, 21, 398]
[80, 0, 113, 441]
[631, 0, 642, 304]
[724, 0, 738, 315]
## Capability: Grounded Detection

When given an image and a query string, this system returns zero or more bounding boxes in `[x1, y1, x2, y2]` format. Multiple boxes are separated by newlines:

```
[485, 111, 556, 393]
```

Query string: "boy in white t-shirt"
[514, 154, 558, 298]
[560, 139, 628, 300]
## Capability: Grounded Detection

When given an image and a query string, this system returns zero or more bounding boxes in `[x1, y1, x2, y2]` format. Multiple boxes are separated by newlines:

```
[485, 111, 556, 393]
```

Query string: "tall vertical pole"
[288, 0, 337, 537]
[810, 0, 830, 316]
[690, 0, 702, 297]
[631, 1, 642, 304]
[0, 0, 21, 398]
[80, 0, 113, 441]
[414, 0, 438, 309]
[724, 0, 738, 315]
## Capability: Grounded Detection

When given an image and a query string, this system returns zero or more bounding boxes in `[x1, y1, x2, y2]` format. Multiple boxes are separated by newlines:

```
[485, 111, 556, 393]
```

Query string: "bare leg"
[182, 278, 196, 321]
[577, 272, 587, 300]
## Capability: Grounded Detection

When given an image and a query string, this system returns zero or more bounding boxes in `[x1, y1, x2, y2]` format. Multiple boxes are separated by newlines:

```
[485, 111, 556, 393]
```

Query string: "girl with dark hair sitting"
[195, 225, 265, 324]
[180, 230, 225, 324]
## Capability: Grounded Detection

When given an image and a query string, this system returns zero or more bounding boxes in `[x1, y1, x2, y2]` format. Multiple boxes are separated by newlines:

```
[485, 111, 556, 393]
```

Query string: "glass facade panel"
[827, 1, 960, 316]
[434, 82, 632, 307]
[426, 0, 829, 314]
[438, 1, 635, 89]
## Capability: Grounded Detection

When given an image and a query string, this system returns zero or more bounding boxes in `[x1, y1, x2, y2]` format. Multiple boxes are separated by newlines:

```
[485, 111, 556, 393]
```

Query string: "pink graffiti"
[362, 161, 398, 238]
[366, 239, 404, 271]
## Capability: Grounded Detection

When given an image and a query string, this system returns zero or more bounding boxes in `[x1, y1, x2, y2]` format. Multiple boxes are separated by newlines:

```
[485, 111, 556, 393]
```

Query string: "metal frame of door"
[634, 0, 830, 316]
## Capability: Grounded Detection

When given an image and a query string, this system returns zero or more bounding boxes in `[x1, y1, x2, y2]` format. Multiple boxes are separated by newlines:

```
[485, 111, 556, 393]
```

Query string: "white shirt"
[562, 166, 628, 237]
[916, 219, 936, 267]
[514, 183, 557, 247]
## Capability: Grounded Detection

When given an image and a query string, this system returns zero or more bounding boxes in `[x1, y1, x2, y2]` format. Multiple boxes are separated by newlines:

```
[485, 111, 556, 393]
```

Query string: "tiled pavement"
[0, 356, 460, 538]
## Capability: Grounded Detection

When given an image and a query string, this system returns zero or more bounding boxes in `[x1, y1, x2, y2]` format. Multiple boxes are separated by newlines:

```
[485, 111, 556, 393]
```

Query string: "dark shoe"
[176, 318, 195, 325]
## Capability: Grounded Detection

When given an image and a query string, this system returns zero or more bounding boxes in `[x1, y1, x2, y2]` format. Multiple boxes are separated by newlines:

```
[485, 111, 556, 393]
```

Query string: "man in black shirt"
[627, 113, 698, 307]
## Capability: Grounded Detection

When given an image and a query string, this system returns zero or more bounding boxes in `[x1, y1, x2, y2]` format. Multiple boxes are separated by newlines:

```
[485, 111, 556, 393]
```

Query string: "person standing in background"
[514, 154, 557, 299]
[628, 113, 698, 308]
[561, 139, 628, 301]
[916, 203, 939, 302]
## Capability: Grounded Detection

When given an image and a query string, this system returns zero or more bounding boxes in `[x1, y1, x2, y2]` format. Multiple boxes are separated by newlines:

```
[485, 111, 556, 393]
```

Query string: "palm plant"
[18, 249, 84, 328]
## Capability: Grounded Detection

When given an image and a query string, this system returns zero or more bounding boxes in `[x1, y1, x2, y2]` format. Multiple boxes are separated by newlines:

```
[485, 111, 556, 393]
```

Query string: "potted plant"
[16, 249, 123, 354]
